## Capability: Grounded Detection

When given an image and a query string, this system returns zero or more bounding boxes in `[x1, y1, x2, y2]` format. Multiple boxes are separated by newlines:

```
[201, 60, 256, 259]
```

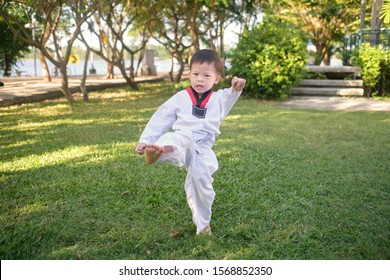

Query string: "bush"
[229, 17, 308, 99]
[352, 45, 390, 97]
[379, 50, 390, 96]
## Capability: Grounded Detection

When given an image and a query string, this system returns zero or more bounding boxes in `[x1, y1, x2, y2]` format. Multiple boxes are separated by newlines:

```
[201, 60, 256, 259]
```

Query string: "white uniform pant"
[155, 130, 218, 234]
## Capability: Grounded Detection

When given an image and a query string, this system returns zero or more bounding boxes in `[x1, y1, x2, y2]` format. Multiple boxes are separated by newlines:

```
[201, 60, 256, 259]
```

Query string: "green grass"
[0, 82, 389, 260]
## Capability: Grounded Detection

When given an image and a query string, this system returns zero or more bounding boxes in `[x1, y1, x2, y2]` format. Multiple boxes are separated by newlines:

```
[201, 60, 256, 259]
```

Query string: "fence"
[343, 28, 390, 51]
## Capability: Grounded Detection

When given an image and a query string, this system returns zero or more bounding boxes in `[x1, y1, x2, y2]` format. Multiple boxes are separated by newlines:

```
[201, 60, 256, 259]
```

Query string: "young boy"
[135, 49, 246, 235]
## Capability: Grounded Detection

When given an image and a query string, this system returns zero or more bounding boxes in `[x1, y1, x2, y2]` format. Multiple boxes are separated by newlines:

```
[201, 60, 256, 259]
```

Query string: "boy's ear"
[214, 74, 221, 84]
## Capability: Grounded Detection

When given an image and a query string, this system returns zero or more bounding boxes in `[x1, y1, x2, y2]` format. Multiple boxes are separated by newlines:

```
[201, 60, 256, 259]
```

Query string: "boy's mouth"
[195, 85, 204, 91]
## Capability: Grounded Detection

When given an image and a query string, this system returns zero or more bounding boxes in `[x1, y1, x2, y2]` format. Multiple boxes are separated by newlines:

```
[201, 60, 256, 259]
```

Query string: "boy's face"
[189, 62, 221, 95]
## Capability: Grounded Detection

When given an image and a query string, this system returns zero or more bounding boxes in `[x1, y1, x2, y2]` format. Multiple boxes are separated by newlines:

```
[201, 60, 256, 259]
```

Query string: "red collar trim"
[186, 87, 214, 109]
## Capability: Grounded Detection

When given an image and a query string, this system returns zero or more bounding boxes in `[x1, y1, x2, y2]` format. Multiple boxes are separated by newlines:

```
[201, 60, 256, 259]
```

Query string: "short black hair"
[190, 49, 224, 74]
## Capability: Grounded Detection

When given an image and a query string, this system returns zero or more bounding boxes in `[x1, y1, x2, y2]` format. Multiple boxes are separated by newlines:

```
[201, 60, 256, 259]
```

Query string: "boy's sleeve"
[219, 87, 242, 120]
[138, 95, 178, 144]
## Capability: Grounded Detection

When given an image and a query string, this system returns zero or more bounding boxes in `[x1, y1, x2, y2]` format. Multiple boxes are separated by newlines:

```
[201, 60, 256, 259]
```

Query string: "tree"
[370, 0, 384, 44]
[199, 0, 241, 56]
[183, 0, 250, 58]
[0, 0, 104, 104]
[34, 12, 54, 82]
[237, 0, 264, 33]
[147, 0, 244, 81]
[278, 0, 360, 65]
[79, 0, 150, 90]
[148, 1, 192, 82]
[184, 0, 201, 54]
[0, 17, 30, 76]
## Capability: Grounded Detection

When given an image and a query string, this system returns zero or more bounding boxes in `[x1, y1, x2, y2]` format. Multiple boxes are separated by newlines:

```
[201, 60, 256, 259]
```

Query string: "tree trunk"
[105, 62, 115, 79]
[360, 0, 367, 32]
[60, 65, 75, 104]
[117, 63, 138, 90]
[186, 0, 200, 54]
[80, 48, 90, 101]
[169, 56, 174, 82]
[40, 18, 52, 82]
[219, 10, 225, 58]
[128, 54, 136, 82]
[370, 0, 379, 45]
[39, 51, 52, 82]
[314, 43, 326, 65]
[3, 52, 11, 76]
[175, 56, 184, 83]
[135, 47, 146, 77]
[190, 29, 199, 53]
[363, 85, 372, 97]
[377, 0, 384, 29]
[323, 50, 331, 66]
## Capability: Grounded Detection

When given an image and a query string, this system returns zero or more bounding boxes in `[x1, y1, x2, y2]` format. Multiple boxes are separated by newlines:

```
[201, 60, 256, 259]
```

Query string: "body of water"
[9, 58, 178, 77]
[8, 56, 342, 77]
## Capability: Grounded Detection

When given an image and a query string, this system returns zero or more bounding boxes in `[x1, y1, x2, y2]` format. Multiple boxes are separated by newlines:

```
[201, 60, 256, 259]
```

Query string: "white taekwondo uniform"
[139, 86, 242, 234]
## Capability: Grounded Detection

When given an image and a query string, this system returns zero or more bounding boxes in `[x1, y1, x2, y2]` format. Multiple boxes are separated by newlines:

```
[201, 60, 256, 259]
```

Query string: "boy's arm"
[138, 105, 176, 144]
[136, 94, 179, 151]
[219, 76, 246, 119]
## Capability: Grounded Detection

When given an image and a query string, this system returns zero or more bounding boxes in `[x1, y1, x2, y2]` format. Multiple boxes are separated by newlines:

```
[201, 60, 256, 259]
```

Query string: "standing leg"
[185, 146, 218, 234]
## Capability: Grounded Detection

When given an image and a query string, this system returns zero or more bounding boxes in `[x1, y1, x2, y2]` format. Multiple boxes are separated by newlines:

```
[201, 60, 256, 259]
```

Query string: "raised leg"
[145, 144, 174, 165]
[145, 144, 164, 165]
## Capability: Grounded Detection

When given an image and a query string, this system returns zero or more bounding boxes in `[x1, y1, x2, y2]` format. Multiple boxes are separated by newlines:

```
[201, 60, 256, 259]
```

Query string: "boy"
[135, 49, 246, 235]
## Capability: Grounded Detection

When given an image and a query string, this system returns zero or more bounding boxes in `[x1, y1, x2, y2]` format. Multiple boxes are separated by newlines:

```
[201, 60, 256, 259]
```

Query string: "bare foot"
[145, 144, 164, 165]
[200, 224, 212, 235]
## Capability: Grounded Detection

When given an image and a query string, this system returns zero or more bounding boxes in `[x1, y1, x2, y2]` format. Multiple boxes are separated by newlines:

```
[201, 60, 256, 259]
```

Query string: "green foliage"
[302, 71, 327, 80]
[0, 18, 30, 76]
[173, 78, 190, 90]
[275, 0, 360, 65]
[340, 48, 360, 66]
[229, 17, 308, 99]
[380, 0, 390, 24]
[352, 45, 390, 96]
[379, 50, 390, 96]
[354, 46, 382, 88]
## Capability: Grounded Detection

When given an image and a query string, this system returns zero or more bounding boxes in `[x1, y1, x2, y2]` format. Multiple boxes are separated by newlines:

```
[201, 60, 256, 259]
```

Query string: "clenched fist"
[231, 76, 246, 92]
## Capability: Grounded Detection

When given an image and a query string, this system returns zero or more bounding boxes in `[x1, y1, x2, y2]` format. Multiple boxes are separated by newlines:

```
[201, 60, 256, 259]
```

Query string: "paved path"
[1, 76, 390, 111]
[276, 96, 390, 112]
[0, 74, 165, 107]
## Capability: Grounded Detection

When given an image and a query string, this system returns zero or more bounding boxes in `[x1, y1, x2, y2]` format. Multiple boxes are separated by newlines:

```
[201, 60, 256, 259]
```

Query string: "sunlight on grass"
[1, 145, 108, 172]
[50, 245, 80, 259]
[16, 202, 48, 217]
[1, 138, 39, 149]
[381, 118, 390, 123]
[14, 118, 101, 130]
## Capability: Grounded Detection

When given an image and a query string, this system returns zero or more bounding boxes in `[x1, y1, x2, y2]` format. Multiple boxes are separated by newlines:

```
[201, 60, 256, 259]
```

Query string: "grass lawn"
[0, 81, 389, 260]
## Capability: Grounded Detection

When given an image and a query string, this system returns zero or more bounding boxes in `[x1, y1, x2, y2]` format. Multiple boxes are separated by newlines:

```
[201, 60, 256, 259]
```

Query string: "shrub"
[229, 17, 308, 99]
[379, 50, 390, 96]
[352, 45, 390, 97]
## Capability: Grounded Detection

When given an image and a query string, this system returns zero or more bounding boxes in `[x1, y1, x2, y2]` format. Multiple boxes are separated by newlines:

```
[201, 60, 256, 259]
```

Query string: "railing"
[343, 28, 390, 51]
